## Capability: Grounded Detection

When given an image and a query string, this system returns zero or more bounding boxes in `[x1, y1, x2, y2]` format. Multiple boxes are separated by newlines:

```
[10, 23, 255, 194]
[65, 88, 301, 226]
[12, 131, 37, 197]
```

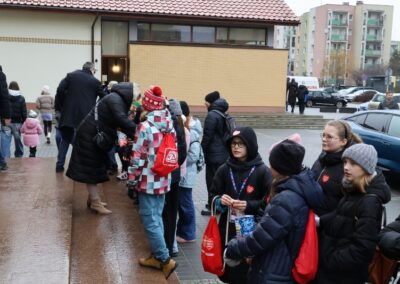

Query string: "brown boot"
[162, 258, 178, 279]
[90, 199, 112, 215]
[87, 199, 108, 208]
[139, 255, 162, 270]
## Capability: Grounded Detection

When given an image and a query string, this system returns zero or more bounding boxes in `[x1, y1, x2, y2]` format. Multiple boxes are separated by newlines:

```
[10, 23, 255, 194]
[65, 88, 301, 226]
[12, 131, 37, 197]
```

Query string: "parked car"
[349, 90, 380, 102]
[368, 93, 400, 110]
[343, 110, 400, 173]
[339, 87, 375, 102]
[306, 90, 347, 108]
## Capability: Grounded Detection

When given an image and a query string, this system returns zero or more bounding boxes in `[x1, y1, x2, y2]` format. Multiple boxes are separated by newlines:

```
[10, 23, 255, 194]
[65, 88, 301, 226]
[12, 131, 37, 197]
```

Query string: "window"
[138, 23, 150, 41]
[102, 21, 128, 56]
[216, 27, 228, 44]
[152, 24, 191, 42]
[364, 113, 389, 132]
[193, 26, 215, 43]
[347, 114, 367, 125]
[388, 115, 400, 138]
[229, 28, 266, 45]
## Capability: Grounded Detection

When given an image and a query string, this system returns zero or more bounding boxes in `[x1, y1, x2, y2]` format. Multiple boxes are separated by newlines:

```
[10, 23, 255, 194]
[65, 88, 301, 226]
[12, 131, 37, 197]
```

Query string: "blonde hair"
[326, 120, 362, 146]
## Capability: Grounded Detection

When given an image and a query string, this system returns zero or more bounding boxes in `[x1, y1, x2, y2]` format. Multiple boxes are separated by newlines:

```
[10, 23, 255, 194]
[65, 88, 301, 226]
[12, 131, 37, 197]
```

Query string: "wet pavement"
[1, 125, 400, 283]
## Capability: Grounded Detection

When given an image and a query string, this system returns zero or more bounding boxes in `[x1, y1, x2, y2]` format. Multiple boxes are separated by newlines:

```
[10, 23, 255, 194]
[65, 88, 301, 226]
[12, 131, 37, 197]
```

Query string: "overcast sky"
[284, 0, 399, 41]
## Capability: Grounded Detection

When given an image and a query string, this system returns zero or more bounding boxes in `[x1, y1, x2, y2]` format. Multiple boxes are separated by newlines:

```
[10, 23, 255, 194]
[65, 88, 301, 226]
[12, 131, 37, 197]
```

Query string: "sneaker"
[56, 166, 64, 173]
[139, 255, 162, 270]
[46, 137, 51, 144]
[176, 236, 196, 243]
[0, 164, 8, 171]
[116, 171, 128, 181]
[162, 258, 178, 279]
[201, 209, 211, 216]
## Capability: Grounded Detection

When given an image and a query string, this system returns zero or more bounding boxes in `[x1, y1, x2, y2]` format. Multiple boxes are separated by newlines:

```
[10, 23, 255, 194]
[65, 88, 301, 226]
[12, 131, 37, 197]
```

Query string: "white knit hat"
[42, 85, 50, 94]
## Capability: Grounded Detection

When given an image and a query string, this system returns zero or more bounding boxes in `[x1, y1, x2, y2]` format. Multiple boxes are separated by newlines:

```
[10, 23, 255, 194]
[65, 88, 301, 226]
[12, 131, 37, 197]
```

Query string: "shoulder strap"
[354, 193, 386, 227]
[211, 109, 226, 118]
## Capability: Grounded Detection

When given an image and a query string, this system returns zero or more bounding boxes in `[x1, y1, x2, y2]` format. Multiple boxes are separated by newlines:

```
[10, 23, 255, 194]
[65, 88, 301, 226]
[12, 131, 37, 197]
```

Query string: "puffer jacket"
[378, 214, 400, 260]
[36, 94, 54, 115]
[20, 118, 42, 147]
[0, 65, 10, 120]
[128, 109, 175, 195]
[201, 98, 229, 165]
[9, 90, 27, 123]
[179, 117, 203, 189]
[66, 83, 136, 184]
[225, 170, 325, 284]
[170, 114, 187, 184]
[315, 171, 391, 284]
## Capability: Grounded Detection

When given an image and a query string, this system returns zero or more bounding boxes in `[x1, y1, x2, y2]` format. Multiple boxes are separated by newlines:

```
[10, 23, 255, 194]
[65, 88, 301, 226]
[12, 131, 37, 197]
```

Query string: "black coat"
[9, 93, 27, 123]
[226, 170, 325, 284]
[201, 98, 229, 165]
[56, 69, 105, 129]
[312, 150, 346, 216]
[288, 82, 298, 104]
[0, 65, 10, 120]
[170, 114, 187, 184]
[379, 214, 400, 259]
[66, 83, 136, 184]
[297, 85, 308, 101]
[315, 171, 391, 284]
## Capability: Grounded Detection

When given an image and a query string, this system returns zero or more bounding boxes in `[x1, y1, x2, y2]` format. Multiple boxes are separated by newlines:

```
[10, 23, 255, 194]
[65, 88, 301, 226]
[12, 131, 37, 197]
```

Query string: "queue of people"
[0, 61, 398, 282]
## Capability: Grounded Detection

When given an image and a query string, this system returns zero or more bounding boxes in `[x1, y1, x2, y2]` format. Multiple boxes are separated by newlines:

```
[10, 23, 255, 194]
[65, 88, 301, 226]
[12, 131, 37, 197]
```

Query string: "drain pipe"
[91, 13, 99, 63]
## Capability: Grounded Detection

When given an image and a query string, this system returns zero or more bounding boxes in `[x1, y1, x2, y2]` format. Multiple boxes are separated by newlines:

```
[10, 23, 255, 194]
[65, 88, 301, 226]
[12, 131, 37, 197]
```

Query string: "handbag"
[368, 247, 398, 284]
[201, 196, 230, 276]
[92, 102, 114, 152]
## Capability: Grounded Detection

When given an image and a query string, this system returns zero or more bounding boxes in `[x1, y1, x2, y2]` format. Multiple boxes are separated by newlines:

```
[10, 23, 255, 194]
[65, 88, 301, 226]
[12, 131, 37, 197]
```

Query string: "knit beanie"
[180, 101, 190, 116]
[342, 144, 377, 175]
[42, 85, 50, 95]
[142, 86, 164, 112]
[205, 91, 220, 104]
[168, 99, 182, 116]
[269, 139, 305, 176]
[28, 110, 38, 118]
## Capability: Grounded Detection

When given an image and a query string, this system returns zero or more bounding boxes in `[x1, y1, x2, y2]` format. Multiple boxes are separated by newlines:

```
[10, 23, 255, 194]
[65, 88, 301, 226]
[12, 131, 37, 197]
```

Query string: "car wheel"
[306, 101, 313, 107]
[336, 101, 343, 108]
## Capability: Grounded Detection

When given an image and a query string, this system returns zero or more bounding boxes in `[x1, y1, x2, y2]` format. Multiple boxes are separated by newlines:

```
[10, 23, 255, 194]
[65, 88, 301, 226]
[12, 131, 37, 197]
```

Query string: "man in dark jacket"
[201, 91, 229, 215]
[0, 65, 11, 170]
[297, 85, 309, 115]
[55, 62, 105, 172]
[378, 91, 399, 110]
[288, 79, 298, 113]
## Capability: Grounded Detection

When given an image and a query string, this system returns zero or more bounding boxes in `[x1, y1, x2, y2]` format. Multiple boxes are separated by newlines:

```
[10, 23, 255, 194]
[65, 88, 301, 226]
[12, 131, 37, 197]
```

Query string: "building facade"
[0, 0, 298, 112]
[294, 1, 393, 85]
[274, 25, 296, 75]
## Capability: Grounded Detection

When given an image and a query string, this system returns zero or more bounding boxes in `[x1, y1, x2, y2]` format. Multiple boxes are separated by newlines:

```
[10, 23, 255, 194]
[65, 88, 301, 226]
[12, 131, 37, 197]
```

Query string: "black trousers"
[29, 146, 36, 157]
[162, 182, 180, 255]
[298, 99, 305, 114]
[290, 102, 296, 112]
[205, 162, 222, 207]
[43, 120, 52, 136]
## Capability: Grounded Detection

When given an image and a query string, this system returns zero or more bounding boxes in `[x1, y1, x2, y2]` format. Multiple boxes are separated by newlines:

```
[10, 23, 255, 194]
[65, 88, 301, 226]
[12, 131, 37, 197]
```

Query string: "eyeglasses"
[320, 133, 340, 141]
[231, 141, 245, 148]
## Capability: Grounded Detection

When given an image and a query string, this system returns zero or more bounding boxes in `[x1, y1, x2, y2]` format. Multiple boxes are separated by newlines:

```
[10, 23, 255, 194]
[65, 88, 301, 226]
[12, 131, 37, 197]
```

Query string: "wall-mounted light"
[112, 64, 121, 73]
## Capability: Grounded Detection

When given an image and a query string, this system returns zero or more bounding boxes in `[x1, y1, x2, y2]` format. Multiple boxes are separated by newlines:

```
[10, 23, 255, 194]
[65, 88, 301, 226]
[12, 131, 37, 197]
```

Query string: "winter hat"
[168, 99, 182, 116]
[28, 110, 38, 118]
[269, 139, 305, 176]
[226, 127, 259, 161]
[205, 91, 220, 104]
[142, 86, 164, 112]
[42, 85, 50, 95]
[180, 101, 190, 116]
[342, 144, 377, 175]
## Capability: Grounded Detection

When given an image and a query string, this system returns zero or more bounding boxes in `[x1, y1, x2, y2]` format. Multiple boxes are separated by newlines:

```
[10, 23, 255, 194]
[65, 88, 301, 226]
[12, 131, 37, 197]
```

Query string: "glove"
[223, 248, 241, 267]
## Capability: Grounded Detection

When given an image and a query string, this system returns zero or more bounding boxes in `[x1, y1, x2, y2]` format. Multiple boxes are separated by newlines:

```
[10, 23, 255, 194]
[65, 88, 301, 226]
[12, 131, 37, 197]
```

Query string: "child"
[20, 110, 43, 157]
[224, 139, 324, 283]
[210, 126, 273, 284]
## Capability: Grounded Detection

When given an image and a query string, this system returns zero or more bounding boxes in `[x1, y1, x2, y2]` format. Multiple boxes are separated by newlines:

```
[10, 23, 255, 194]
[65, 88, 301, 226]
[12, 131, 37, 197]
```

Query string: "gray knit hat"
[342, 144, 377, 175]
[168, 99, 182, 116]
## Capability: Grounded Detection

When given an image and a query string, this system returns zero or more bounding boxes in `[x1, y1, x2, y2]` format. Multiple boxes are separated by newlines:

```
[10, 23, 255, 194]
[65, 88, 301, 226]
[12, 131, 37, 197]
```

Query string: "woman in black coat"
[315, 144, 391, 284]
[210, 127, 273, 284]
[66, 82, 136, 214]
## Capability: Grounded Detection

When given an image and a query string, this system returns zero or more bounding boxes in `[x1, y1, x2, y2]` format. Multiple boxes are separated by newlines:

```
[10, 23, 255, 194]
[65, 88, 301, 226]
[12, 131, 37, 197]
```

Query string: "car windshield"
[339, 87, 357, 95]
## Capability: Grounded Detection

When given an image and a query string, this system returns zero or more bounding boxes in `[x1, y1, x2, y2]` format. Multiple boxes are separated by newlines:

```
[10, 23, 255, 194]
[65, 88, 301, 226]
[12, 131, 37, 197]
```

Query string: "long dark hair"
[9, 81, 20, 91]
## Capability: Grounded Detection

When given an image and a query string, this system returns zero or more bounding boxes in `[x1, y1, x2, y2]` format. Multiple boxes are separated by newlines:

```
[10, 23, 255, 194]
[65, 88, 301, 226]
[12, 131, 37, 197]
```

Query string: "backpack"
[211, 110, 237, 142]
[151, 132, 179, 177]
[190, 141, 205, 173]
[291, 210, 319, 284]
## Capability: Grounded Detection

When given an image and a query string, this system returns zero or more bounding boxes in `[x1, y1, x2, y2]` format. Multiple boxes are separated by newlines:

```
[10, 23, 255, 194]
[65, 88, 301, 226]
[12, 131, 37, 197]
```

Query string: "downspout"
[91, 13, 99, 63]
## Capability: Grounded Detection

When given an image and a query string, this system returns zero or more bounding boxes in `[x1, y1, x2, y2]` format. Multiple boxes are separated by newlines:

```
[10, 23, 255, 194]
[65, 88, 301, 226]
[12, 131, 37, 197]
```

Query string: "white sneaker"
[117, 171, 128, 181]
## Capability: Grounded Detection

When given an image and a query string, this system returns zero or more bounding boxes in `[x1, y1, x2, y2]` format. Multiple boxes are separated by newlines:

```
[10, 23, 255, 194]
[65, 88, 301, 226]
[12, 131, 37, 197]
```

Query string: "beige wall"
[129, 44, 287, 112]
[0, 9, 101, 103]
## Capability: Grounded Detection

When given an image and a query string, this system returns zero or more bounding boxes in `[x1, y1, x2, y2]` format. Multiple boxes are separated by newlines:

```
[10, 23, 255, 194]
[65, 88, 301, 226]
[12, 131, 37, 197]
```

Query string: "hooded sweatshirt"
[20, 118, 43, 147]
[128, 109, 175, 195]
[9, 89, 27, 123]
[316, 170, 391, 284]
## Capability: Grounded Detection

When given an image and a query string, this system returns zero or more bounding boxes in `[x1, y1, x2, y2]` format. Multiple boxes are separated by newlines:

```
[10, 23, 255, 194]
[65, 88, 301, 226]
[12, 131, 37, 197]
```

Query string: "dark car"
[343, 110, 400, 173]
[306, 90, 347, 108]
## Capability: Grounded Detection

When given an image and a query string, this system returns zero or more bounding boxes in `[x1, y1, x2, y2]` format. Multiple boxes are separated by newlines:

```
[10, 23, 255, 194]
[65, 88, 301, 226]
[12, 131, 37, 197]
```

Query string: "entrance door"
[101, 56, 128, 83]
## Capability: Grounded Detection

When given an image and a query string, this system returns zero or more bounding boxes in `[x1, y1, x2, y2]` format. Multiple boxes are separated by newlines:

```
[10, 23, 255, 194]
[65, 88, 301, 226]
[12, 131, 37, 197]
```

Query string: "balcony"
[367, 18, 384, 27]
[331, 34, 347, 41]
[365, 49, 382, 57]
[331, 19, 348, 27]
[366, 34, 382, 41]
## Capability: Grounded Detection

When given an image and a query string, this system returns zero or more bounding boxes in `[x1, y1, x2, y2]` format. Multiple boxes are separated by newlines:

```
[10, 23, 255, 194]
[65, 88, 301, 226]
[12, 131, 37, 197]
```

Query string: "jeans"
[0, 125, 12, 160]
[177, 187, 196, 241]
[138, 192, 170, 262]
[55, 127, 62, 150]
[10, 123, 24, 157]
[0, 124, 7, 167]
[56, 127, 75, 169]
[106, 146, 118, 170]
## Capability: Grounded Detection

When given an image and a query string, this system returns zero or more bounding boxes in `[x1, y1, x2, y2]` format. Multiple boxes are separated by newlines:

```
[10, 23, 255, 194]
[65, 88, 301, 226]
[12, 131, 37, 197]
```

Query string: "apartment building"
[392, 41, 400, 55]
[274, 25, 297, 74]
[295, 1, 393, 85]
